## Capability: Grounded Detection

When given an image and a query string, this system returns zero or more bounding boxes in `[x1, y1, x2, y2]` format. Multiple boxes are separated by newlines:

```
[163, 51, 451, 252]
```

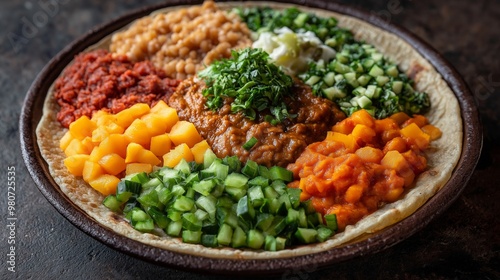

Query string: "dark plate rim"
[19, 0, 482, 275]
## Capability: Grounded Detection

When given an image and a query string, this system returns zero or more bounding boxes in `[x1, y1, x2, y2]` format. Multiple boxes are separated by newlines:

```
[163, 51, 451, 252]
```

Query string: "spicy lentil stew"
[36, 1, 462, 259]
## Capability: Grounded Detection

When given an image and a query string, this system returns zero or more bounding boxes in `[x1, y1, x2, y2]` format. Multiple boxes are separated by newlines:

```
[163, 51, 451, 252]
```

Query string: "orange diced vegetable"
[389, 112, 410, 125]
[69, 116, 97, 140]
[383, 137, 407, 153]
[150, 134, 172, 157]
[124, 119, 152, 147]
[350, 109, 375, 128]
[115, 103, 150, 128]
[98, 134, 129, 158]
[326, 132, 357, 152]
[125, 163, 153, 176]
[355, 146, 383, 163]
[59, 131, 74, 151]
[98, 153, 127, 176]
[64, 139, 88, 157]
[88, 174, 120, 196]
[163, 143, 194, 168]
[351, 124, 376, 144]
[82, 160, 104, 182]
[63, 154, 90, 176]
[191, 140, 210, 164]
[169, 121, 203, 148]
[421, 124, 442, 140]
[400, 123, 430, 150]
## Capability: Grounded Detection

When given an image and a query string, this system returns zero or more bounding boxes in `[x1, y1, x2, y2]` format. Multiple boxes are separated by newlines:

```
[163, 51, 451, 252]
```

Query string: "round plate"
[20, 0, 482, 275]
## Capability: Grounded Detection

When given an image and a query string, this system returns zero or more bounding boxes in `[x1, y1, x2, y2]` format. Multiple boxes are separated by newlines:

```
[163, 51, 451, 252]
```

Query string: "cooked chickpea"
[109, 0, 252, 79]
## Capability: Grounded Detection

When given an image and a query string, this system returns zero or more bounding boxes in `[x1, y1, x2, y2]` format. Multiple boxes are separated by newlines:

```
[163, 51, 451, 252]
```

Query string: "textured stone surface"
[0, 0, 499, 279]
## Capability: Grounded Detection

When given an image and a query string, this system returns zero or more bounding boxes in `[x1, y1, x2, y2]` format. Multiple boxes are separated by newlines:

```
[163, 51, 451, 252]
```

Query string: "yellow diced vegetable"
[168, 121, 203, 148]
[163, 143, 194, 168]
[98, 153, 127, 176]
[63, 154, 90, 176]
[150, 134, 172, 157]
[124, 119, 152, 148]
[82, 160, 104, 182]
[98, 134, 129, 158]
[64, 139, 87, 157]
[69, 116, 97, 140]
[59, 131, 74, 151]
[88, 174, 120, 196]
[191, 140, 210, 164]
[115, 103, 150, 128]
[125, 163, 153, 176]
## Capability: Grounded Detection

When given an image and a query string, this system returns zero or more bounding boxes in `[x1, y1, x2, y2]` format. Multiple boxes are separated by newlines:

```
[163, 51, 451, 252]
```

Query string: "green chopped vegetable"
[242, 137, 258, 150]
[198, 48, 294, 124]
[104, 149, 335, 251]
[299, 43, 430, 118]
[235, 7, 354, 49]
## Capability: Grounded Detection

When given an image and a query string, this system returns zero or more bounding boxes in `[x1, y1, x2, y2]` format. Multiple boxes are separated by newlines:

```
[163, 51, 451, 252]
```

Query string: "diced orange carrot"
[351, 124, 376, 144]
[383, 137, 407, 153]
[350, 109, 375, 128]
[389, 112, 410, 126]
[124, 119, 152, 148]
[326, 132, 357, 152]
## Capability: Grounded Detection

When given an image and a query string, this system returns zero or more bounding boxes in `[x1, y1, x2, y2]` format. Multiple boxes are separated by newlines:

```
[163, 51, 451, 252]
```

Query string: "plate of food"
[20, 0, 481, 275]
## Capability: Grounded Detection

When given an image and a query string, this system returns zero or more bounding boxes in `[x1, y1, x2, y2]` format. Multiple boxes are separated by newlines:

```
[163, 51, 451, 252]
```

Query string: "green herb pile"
[198, 48, 294, 124]
[236, 7, 431, 119]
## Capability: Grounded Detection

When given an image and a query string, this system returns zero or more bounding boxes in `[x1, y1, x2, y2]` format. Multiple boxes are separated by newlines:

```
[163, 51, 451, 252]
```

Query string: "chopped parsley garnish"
[198, 48, 294, 124]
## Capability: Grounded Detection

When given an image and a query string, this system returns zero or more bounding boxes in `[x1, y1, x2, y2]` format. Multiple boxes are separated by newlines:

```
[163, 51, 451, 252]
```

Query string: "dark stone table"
[1, 0, 499, 279]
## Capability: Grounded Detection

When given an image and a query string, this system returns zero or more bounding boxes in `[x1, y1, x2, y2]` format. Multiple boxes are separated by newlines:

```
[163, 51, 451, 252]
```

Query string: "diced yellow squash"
[82, 160, 105, 182]
[98, 153, 127, 176]
[104, 122, 124, 135]
[125, 143, 144, 163]
[191, 140, 210, 164]
[88, 147, 107, 162]
[91, 126, 110, 143]
[81, 137, 96, 154]
[69, 116, 97, 140]
[125, 143, 161, 166]
[350, 109, 375, 128]
[64, 139, 87, 157]
[126, 163, 153, 176]
[59, 131, 74, 151]
[98, 134, 129, 158]
[115, 103, 150, 128]
[88, 174, 120, 196]
[355, 146, 383, 163]
[150, 134, 172, 157]
[400, 123, 430, 150]
[326, 132, 357, 152]
[150, 100, 170, 113]
[163, 143, 194, 168]
[381, 150, 415, 187]
[63, 154, 90, 176]
[421, 124, 442, 141]
[332, 119, 355, 135]
[124, 119, 152, 147]
[91, 110, 110, 122]
[168, 121, 202, 148]
[141, 113, 170, 136]
[152, 106, 179, 133]
[351, 124, 376, 144]
[389, 112, 410, 126]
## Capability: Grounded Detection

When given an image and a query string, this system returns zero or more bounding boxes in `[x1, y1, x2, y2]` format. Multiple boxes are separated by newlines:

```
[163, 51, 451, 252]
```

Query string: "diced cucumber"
[231, 226, 247, 248]
[196, 195, 217, 221]
[323, 72, 336, 86]
[323, 86, 346, 100]
[264, 235, 277, 251]
[392, 81, 404, 94]
[317, 227, 334, 242]
[344, 72, 359, 87]
[385, 65, 399, 77]
[217, 223, 233, 246]
[325, 214, 338, 231]
[192, 179, 216, 196]
[182, 230, 202, 244]
[173, 196, 194, 212]
[201, 234, 218, 247]
[294, 228, 318, 244]
[369, 64, 384, 77]
[376, 75, 390, 86]
[167, 220, 183, 237]
[248, 185, 265, 207]
[357, 74, 372, 86]
[203, 149, 217, 169]
[247, 229, 265, 249]
[103, 195, 122, 212]
[305, 75, 321, 86]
